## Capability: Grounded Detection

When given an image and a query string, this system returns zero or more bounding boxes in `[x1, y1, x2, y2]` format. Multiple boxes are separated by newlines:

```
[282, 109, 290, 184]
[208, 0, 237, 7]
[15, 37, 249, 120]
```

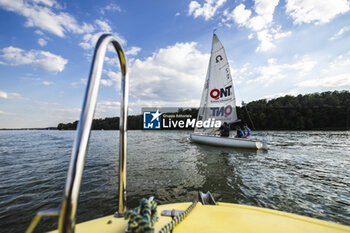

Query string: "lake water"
[0, 130, 349, 232]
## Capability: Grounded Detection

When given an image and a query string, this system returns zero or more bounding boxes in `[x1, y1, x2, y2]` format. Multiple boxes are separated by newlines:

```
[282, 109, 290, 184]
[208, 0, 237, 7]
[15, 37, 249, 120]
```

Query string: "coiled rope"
[124, 198, 158, 233]
[125, 198, 197, 233]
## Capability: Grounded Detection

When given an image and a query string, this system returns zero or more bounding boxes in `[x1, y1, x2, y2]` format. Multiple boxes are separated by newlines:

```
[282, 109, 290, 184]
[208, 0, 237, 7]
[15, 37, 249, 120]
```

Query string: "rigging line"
[243, 102, 256, 130]
[234, 78, 256, 131]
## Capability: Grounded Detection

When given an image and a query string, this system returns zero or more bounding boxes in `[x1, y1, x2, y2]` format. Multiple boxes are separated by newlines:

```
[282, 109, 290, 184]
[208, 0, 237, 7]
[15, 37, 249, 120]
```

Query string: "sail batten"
[195, 33, 238, 133]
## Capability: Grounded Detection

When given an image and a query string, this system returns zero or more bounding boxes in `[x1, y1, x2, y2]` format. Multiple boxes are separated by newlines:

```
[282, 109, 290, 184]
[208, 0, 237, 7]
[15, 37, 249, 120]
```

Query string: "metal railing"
[25, 209, 59, 233]
[26, 34, 129, 233]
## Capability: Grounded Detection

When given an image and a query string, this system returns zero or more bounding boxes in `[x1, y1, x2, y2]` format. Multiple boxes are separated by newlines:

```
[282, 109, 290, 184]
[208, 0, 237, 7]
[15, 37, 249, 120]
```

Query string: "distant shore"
[0, 127, 57, 130]
[55, 90, 350, 131]
[1, 128, 349, 131]
[2, 90, 349, 131]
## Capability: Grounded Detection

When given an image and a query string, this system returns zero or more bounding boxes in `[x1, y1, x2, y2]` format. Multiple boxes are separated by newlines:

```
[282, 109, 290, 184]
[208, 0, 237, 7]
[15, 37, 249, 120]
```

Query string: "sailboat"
[189, 32, 267, 150]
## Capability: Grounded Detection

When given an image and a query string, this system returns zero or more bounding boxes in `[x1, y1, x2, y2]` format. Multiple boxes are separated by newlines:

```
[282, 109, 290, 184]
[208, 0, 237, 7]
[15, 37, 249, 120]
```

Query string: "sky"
[0, 0, 349, 128]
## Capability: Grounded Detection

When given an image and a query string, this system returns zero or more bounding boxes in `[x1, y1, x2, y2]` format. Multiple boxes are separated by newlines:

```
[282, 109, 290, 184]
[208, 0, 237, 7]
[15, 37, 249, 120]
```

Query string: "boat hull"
[48, 202, 350, 233]
[189, 133, 267, 150]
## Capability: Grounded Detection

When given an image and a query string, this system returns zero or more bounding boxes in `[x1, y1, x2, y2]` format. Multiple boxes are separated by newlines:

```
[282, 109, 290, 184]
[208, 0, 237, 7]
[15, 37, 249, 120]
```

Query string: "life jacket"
[237, 129, 244, 138]
[245, 128, 251, 137]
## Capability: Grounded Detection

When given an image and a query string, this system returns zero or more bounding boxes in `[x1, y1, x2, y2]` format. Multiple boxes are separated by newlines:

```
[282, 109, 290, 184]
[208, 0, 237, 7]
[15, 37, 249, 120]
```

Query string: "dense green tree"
[57, 90, 350, 130]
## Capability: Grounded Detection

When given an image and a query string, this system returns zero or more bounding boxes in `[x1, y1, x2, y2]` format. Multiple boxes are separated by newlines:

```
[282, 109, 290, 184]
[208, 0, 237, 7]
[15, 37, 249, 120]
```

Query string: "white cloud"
[297, 55, 350, 88]
[256, 28, 291, 52]
[81, 23, 95, 34]
[100, 3, 121, 15]
[80, 32, 105, 50]
[31, 0, 59, 8]
[125, 46, 141, 56]
[223, 4, 251, 26]
[0, 46, 68, 72]
[263, 89, 298, 99]
[37, 107, 81, 124]
[297, 74, 350, 87]
[227, 0, 279, 31]
[189, 1, 201, 16]
[256, 30, 275, 52]
[0, 90, 24, 100]
[49, 107, 80, 115]
[104, 55, 120, 67]
[0, 91, 57, 105]
[21, 76, 55, 86]
[254, 0, 279, 16]
[222, 1, 290, 52]
[244, 0, 280, 31]
[79, 21, 126, 51]
[272, 28, 291, 39]
[175, 12, 181, 16]
[22, 77, 40, 81]
[98, 101, 120, 110]
[0, 0, 129, 58]
[77, 20, 128, 58]
[248, 15, 270, 31]
[100, 79, 113, 87]
[99, 70, 121, 87]
[188, 0, 227, 21]
[102, 42, 209, 106]
[78, 20, 130, 54]
[0, 90, 8, 99]
[42, 81, 53, 85]
[327, 56, 350, 71]
[95, 19, 111, 32]
[0, 0, 94, 37]
[286, 0, 350, 25]
[71, 78, 87, 86]
[35, 30, 44, 35]
[330, 26, 350, 40]
[0, 105, 80, 129]
[0, 110, 16, 116]
[38, 38, 47, 46]
[248, 57, 317, 86]
[0, 90, 79, 128]
[95, 101, 120, 117]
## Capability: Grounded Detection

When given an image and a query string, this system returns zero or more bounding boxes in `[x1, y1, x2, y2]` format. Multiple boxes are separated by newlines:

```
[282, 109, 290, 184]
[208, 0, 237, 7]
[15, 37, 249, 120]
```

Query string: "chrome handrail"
[58, 34, 129, 233]
[26, 34, 129, 233]
[25, 209, 59, 233]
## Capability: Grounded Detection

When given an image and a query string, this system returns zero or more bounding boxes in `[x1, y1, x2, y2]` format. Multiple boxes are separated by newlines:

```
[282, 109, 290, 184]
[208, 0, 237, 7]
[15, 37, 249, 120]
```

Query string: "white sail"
[195, 33, 238, 133]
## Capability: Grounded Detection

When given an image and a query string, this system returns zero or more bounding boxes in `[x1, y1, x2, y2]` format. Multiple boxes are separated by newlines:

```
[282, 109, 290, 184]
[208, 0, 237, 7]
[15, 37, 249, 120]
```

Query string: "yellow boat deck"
[49, 202, 350, 233]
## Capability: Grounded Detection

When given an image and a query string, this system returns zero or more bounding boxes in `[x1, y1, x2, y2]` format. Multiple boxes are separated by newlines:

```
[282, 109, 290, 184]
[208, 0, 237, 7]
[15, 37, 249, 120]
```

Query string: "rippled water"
[0, 130, 349, 232]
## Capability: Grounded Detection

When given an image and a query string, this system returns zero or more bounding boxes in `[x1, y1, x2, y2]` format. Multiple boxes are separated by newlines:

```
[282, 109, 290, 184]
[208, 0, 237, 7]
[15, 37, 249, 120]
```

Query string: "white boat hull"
[189, 133, 267, 150]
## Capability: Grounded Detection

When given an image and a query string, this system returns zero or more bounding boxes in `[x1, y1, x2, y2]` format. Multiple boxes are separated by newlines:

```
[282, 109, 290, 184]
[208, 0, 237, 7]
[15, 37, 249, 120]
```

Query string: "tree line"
[57, 90, 350, 130]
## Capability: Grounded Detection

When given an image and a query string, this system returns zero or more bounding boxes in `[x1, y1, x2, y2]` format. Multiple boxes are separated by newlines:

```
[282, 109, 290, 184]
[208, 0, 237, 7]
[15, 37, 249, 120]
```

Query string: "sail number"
[210, 85, 232, 100]
[216, 55, 223, 63]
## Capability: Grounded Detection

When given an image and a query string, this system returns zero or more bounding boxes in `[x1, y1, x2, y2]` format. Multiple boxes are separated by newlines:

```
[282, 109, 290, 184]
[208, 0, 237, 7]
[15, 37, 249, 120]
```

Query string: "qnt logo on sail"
[210, 85, 232, 100]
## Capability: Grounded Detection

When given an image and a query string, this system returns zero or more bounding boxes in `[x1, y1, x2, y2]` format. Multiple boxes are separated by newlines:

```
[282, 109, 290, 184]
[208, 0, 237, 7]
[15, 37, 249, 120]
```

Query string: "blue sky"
[0, 0, 349, 128]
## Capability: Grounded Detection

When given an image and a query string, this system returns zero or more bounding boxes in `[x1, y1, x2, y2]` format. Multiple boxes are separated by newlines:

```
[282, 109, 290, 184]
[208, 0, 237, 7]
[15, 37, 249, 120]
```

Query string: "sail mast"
[194, 32, 216, 132]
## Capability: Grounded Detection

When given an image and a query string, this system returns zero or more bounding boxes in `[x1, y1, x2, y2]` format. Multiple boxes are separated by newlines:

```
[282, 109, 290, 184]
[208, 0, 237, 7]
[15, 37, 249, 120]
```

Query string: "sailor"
[220, 122, 230, 137]
[242, 123, 251, 138]
[235, 125, 244, 138]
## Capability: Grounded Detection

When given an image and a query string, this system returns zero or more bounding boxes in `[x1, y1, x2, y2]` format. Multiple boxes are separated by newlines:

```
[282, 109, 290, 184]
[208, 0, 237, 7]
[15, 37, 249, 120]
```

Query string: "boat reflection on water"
[192, 143, 265, 204]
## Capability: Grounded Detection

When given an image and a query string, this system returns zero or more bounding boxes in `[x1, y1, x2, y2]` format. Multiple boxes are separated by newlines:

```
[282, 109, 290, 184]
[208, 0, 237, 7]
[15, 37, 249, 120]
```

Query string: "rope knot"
[125, 198, 158, 233]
